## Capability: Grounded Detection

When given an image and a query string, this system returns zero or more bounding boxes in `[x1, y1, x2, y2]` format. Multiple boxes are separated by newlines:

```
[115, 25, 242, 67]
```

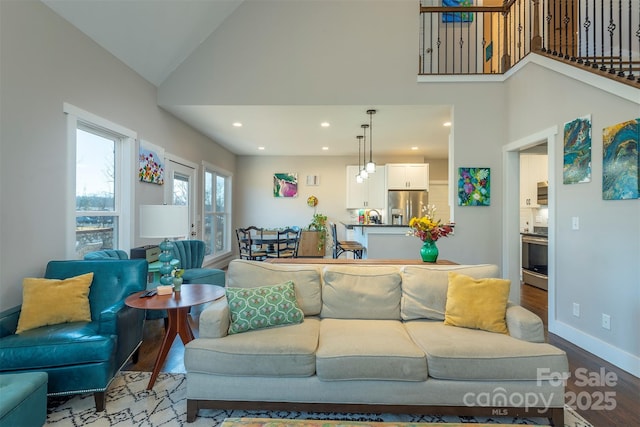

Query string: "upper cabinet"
[346, 165, 386, 209]
[386, 164, 429, 190]
[520, 154, 548, 207]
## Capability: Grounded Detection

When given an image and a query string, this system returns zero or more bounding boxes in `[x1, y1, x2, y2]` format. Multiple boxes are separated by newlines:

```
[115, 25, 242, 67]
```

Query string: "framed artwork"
[138, 139, 164, 185]
[602, 118, 639, 200]
[273, 173, 298, 198]
[458, 167, 490, 206]
[442, 0, 474, 23]
[563, 115, 592, 184]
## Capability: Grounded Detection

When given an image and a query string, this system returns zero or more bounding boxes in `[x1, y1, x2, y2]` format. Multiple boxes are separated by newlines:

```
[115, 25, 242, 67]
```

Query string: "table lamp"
[139, 205, 189, 285]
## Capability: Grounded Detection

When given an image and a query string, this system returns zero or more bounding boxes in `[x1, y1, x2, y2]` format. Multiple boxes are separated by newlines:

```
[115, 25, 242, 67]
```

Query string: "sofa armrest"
[199, 297, 230, 338]
[98, 301, 125, 335]
[506, 303, 545, 343]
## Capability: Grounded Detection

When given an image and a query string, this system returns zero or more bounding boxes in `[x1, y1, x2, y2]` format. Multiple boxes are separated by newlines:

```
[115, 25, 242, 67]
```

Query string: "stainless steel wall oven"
[521, 232, 548, 290]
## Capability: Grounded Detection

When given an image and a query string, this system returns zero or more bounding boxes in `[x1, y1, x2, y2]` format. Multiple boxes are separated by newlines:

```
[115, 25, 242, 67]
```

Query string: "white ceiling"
[42, 0, 451, 159]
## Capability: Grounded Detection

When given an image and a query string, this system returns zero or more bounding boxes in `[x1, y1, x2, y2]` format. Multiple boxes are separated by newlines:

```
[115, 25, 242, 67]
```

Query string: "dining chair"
[266, 228, 300, 258]
[329, 222, 365, 259]
[236, 226, 268, 261]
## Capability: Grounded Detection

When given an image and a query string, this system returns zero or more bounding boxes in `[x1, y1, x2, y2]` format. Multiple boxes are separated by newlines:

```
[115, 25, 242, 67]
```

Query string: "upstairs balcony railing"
[419, 0, 639, 86]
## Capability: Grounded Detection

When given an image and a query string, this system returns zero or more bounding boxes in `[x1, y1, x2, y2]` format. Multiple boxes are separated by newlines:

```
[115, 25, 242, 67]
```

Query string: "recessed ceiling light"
[233, 122, 243, 127]
[443, 121, 452, 127]
[322, 146, 329, 151]
[411, 146, 419, 150]
[320, 122, 330, 128]
[258, 146, 265, 150]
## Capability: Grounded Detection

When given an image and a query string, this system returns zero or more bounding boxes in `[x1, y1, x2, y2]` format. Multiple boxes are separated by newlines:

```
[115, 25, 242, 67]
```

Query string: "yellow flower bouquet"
[408, 206, 453, 242]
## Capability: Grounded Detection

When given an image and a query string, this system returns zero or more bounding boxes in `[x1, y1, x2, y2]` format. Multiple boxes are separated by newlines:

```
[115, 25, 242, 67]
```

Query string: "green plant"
[307, 213, 328, 251]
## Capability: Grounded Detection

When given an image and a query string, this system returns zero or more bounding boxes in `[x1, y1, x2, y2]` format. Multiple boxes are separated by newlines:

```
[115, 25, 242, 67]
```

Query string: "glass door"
[166, 159, 197, 239]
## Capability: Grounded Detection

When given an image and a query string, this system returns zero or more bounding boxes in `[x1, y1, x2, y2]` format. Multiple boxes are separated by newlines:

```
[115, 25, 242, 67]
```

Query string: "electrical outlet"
[572, 303, 580, 317]
[602, 314, 611, 330]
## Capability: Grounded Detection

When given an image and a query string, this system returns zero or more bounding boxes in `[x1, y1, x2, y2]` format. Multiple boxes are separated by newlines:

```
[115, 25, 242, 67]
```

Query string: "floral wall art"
[457, 167, 490, 206]
[138, 139, 165, 185]
[602, 118, 639, 200]
[563, 115, 592, 184]
[273, 173, 298, 198]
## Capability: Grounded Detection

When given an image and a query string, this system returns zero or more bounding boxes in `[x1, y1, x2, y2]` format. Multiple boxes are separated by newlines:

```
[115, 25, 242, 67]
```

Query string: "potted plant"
[307, 213, 327, 253]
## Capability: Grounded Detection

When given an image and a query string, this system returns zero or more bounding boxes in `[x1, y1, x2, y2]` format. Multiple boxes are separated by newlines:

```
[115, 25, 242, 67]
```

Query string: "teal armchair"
[171, 240, 225, 287]
[0, 259, 147, 411]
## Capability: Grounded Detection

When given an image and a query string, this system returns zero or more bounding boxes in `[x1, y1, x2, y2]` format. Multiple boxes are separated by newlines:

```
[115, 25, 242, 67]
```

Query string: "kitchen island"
[340, 223, 424, 259]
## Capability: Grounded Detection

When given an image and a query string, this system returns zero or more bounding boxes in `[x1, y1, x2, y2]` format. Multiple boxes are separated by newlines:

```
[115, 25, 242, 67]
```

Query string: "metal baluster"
[583, 0, 591, 66]
[608, 0, 616, 74]
[599, 0, 605, 70]
[631, 0, 638, 81]
[570, 0, 576, 61]
[617, 0, 625, 77]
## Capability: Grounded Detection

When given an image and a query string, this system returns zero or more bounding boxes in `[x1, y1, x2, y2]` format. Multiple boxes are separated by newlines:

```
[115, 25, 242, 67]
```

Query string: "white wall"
[0, 1, 235, 310]
[160, 0, 508, 272]
[506, 62, 640, 373]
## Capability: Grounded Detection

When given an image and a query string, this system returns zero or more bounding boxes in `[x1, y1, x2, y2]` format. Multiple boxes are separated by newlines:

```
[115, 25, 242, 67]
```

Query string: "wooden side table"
[125, 284, 225, 389]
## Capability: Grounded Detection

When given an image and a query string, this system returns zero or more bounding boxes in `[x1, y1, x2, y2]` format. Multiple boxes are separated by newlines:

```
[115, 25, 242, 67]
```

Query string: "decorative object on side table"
[307, 212, 327, 252]
[139, 205, 189, 285]
[172, 268, 184, 292]
[408, 205, 454, 262]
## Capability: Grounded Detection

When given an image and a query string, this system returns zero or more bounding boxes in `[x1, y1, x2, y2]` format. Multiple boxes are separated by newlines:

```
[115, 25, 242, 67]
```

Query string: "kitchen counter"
[341, 222, 409, 229]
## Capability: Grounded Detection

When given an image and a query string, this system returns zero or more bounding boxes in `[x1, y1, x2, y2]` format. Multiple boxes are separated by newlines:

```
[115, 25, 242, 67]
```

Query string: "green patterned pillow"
[226, 281, 304, 334]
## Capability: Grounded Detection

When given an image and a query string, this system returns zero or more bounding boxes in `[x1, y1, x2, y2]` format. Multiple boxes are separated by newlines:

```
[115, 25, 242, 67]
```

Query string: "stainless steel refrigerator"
[388, 190, 428, 225]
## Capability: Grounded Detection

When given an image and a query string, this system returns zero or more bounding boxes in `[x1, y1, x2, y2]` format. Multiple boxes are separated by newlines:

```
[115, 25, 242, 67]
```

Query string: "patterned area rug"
[46, 372, 593, 427]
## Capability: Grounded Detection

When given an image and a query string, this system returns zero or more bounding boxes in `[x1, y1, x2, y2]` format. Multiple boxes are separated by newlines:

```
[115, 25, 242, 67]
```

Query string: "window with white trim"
[65, 104, 135, 259]
[203, 163, 232, 260]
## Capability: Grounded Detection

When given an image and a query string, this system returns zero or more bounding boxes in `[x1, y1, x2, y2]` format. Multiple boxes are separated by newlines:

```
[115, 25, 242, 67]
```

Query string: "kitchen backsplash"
[520, 206, 549, 233]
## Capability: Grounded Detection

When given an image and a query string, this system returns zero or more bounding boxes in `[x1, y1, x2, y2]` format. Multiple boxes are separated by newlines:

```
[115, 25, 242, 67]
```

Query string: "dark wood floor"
[124, 284, 639, 426]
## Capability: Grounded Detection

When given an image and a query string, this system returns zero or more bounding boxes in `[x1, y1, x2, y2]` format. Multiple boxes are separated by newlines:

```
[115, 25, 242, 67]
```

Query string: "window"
[65, 104, 135, 259]
[203, 163, 232, 260]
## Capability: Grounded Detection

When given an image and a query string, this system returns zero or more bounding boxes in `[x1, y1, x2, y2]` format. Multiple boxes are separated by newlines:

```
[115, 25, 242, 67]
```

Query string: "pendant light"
[359, 124, 369, 180]
[366, 109, 377, 173]
[356, 135, 364, 184]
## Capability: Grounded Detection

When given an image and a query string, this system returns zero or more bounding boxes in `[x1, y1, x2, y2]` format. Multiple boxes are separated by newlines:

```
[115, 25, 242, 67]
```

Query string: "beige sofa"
[185, 260, 568, 425]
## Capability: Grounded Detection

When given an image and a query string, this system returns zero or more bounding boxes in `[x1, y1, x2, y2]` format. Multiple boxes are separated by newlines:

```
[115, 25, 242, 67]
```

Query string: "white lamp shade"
[139, 205, 189, 238]
[366, 161, 376, 173]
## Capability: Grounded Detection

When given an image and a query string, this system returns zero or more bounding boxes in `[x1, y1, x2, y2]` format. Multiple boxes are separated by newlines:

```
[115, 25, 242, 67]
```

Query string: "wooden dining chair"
[330, 222, 364, 259]
[236, 226, 268, 261]
[266, 228, 300, 258]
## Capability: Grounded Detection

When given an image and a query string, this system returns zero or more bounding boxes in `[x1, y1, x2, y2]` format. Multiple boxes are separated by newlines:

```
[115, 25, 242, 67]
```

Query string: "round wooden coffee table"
[125, 284, 225, 389]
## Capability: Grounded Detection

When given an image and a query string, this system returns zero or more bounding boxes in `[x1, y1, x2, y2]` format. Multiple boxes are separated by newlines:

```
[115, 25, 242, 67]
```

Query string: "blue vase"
[420, 239, 439, 262]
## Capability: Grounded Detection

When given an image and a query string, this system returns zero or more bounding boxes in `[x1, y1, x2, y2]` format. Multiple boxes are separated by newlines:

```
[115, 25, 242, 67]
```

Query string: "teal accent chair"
[84, 249, 129, 260]
[171, 240, 225, 287]
[0, 259, 147, 412]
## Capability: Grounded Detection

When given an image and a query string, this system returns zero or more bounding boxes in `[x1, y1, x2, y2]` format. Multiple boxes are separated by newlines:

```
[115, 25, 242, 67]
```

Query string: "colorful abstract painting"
[273, 173, 298, 198]
[458, 167, 490, 206]
[138, 139, 164, 185]
[442, 0, 474, 23]
[602, 118, 639, 200]
[563, 115, 592, 184]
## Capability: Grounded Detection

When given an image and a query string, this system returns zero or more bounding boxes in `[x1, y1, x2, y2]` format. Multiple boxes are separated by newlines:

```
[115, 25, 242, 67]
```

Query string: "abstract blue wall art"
[563, 115, 592, 184]
[602, 119, 639, 200]
[442, 0, 474, 23]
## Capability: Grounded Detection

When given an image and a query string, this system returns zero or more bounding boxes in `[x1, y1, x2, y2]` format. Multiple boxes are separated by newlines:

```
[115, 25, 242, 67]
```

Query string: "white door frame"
[502, 126, 558, 330]
[165, 154, 198, 239]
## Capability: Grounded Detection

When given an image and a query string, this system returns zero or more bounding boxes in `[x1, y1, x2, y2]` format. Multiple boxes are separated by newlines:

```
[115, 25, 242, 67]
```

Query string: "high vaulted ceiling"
[42, 0, 451, 158]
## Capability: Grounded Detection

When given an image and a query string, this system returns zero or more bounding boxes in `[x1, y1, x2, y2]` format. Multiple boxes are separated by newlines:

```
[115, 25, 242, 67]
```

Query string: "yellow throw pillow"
[16, 272, 94, 334]
[444, 272, 510, 334]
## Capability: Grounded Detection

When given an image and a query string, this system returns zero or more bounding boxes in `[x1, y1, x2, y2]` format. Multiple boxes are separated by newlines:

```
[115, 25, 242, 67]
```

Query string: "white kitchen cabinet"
[346, 165, 386, 209]
[520, 154, 547, 207]
[386, 164, 429, 190]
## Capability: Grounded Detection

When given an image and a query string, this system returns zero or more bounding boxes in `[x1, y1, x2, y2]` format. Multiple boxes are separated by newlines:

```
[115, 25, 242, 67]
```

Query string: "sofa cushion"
[226, 260, 322, 316]
[320, 266, 401, 320]
[185, 318, 319, 377]
[226, 281, 304, 335]
[444, 272, 510, 334]
[401, 264, 500, 320]
[0, 322, 115, 370]
[16, 273, 93, 334]
[316, 319, 427, 381]
[405, 321, 568, 381]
